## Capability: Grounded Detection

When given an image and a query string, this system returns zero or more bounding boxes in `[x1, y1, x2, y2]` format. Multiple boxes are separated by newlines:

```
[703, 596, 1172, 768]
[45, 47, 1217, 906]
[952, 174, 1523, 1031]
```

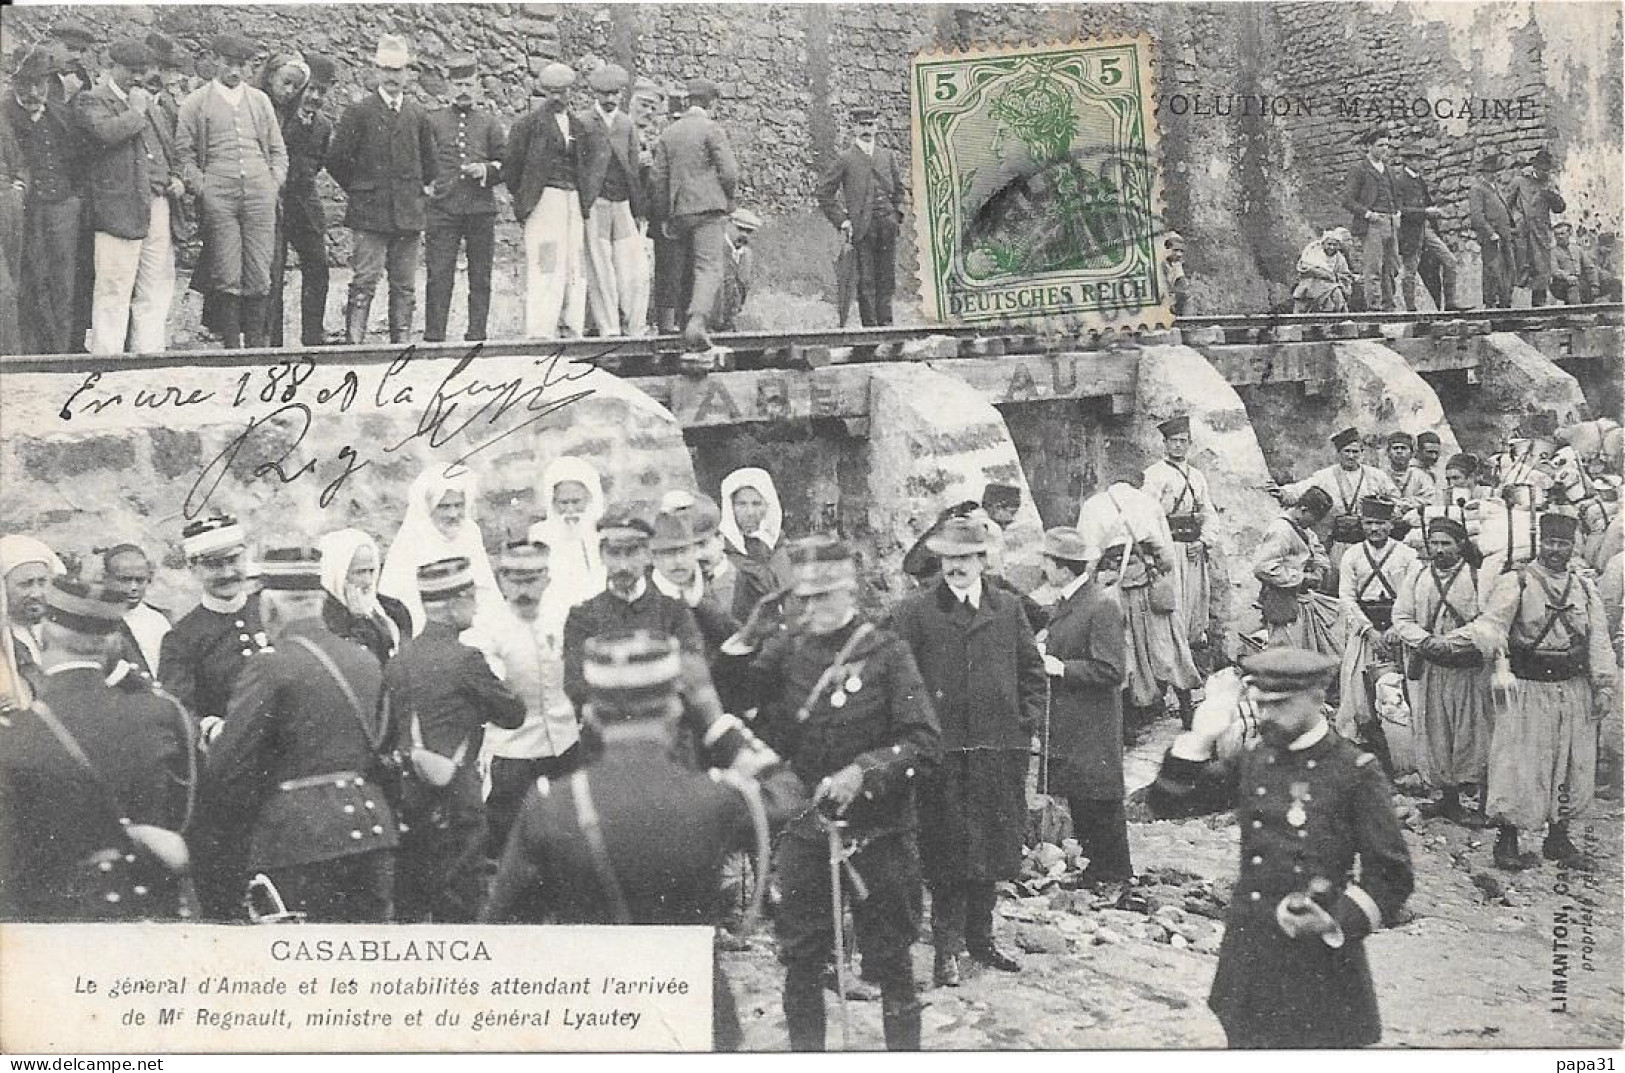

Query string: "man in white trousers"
[504, 62, 587, 339]
[579, 63, 650, 336]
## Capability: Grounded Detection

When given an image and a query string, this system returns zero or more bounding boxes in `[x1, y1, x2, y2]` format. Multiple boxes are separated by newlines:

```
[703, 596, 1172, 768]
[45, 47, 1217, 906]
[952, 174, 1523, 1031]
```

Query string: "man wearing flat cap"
[1467, 150, 1517, 308]
[174, 32, 287, 348]
[1507, 147, 1566, 307]
[578, 61, 650, 337]
[1392, 139, 1460, 311]
[423, 53, 505, 344]
[383, 556, 525, 922]
[653, 77, 739, 349]
[817, 106, 904, 326]
[484, 629, 808, 1051]
[1146, 645, 1414, 1048]
[1144, 414, 1220, 686]
[1333, 495, 1417, 769]
[1392, 516, 1496, 827]
[47, 18, 98, 104]
[718, 536, 940, 1050]
[505, 61, 589, 340]
[1475, 511, 1615, 871]
[207, 548, 403, 923]
[1549, 220, 1596, 305]
[890, 516, 1045, 986]
[75, 37, 185, 355]
[0, 576, 195, 921]
[327, 35, 437, 344]
[1280, 428, 1399, 592]
[1341, 127, 1400, 312]
[5, 45, 88, 354]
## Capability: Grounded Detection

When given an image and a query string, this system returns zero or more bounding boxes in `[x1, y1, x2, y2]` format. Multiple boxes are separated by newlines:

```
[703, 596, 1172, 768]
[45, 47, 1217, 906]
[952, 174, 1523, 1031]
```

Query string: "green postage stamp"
[911, 37, 1170, 329]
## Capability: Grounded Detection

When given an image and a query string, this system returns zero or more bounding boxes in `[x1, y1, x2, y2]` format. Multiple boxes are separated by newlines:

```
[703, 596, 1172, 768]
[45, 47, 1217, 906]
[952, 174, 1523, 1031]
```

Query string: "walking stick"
[1040, 674, 1052, 797]
[826, 817, 852, 1050]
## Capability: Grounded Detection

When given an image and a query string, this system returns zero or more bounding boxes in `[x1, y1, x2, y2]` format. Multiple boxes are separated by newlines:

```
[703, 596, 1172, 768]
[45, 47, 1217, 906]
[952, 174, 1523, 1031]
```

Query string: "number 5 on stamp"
[910, 36, 1171, 330]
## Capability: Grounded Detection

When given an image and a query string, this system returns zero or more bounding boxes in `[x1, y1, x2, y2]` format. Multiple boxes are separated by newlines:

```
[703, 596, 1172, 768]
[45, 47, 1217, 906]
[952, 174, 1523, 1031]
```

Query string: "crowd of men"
[0, 22, 908, 357]
[1293, 127, 1622, 313]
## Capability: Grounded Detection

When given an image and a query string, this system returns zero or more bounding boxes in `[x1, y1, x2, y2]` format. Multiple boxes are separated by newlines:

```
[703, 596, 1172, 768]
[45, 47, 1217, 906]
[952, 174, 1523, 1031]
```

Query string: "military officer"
[717, 536, 941, 1051]
[1147, 646, 1415, 1049]
[1, 577, 194, 921]
[385, 556, 526, 922]
[484, 629, 808, 1051]
[206, 548, 399, 923]
[423, 52, 506, 344]
[156, 513, 271, 920]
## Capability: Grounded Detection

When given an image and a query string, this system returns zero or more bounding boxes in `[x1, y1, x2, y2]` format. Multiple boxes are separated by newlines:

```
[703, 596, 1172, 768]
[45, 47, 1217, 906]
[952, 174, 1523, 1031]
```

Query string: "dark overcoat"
[1042, 579, 1127, 801]
[890, 579, 1044, 882]
[326, 91, 437, 234]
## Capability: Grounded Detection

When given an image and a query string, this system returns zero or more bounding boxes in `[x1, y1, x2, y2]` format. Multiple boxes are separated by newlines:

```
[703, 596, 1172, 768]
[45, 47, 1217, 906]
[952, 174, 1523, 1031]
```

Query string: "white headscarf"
[318, 527, 400, 653]
[719, 467, 784, 557]
[528, 456, 607, 607]
[380, 465, 502, 635]
[0, 535, 66, 579]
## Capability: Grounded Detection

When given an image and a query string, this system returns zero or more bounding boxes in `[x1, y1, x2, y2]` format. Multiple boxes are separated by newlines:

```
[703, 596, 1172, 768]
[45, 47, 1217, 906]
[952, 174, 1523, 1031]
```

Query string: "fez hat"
[1445, 452, 1479, 476]
[497, 540, 550, 574]
[210, 33, 255, 61]
[144, 33, 178, 66]
[1538, 512, 1579, 542]
[1042, 526, 1092, 563]
[1427, 516, 1472, 546]
[445, 52, 479, 80]
[51, 19, 98, 46]
[1296, 486, 1334, 519]
[44, 577, 126, 635]
[587, 62, 628, 92]
[1239, 646, 1339, 696]
[1416, 430, 1442, 447]
[305, 53, 337, 86]
[981, 482, 1022, 510]
[1359, 495, 1396, 521]
[583, 629, 683, 715]
[788, 536, 858, 596]
[649, 509, 699, 552]
[418, 556, 474, 600]
[374, 34, 412, 70]
[107, 38, 154, 70]
[1387, 430, 1414, 448]
[1331, 427, 1361, 450]
[597, 504, 654, 547]
[181, 514, 246, 561]
[256, 547, 323, 591]
[730, 208, 763, 233]
[851, 106, 879, 122]
[924, 516, 990, 557]
[1157, 415, 1192, 439]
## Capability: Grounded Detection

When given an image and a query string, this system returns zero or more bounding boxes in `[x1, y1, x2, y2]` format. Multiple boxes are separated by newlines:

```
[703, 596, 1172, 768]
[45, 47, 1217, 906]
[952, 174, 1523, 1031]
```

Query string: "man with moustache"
[1143, 415, 1218, 688]
[1281, 428, 1399, 593]
[1507, 148, 1566, 307]
[174, 33, 287, 348]
[327, 35, 437, 344]
[270, 53, 336, 347]
[890, 517, 1045, 986]
[101, 543, 170, 678]
[505, 62, 588, 340]
[1468, 150, 1517, 309]
[157, 513, 271, 920]
[2, 535, 67, 695]
[649, 509, 741, 655]
[423, 53, 505, 344]
[47, 19, 99, 104]
[1334, 496, 1417, 771]
[1341, 127, 1401, 312]
[579, 62, 649, 337]
[816, 106, 904, 326]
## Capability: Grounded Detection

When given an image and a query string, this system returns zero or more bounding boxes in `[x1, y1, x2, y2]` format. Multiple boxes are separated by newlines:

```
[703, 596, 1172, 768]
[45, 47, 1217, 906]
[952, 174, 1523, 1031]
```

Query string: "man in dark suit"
[6, 47, 87, 354]
[424, 53, 506, 344]
[75, 37, 183, 355]
[653, 77, 739, 349]
[484, 629, 808, 1051]
[327, 34, 437, 344]
[1507, 147, 1567, 307]
[505, 62, 589, 340]
[1467, 151, 1517, 309]
[1392, 141, 1460, 311]
[1340, 127, 1400, 312]
[384, 556, 525, 922]
[889, 517, 1045, 987]
[1, 577, 194, 922]
[206, 548, 400, 923]
[1036, 527, 1133, 885]
[270, 53, 336, 347]
[816, 106, 904, 326]
[579, 62, 649, 337]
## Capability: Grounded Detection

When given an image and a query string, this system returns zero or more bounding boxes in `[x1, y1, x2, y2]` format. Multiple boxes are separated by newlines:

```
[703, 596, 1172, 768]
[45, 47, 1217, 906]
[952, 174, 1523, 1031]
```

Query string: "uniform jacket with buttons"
[560, 583, 706, 713]
[207, 617, 400, 870]
[0, 664, 193, 921]
[425, 105, 506, 219]
[5, 97, 86, 204]
[717, 616, 940, 842]
[326, 91, 438, 234]
[1148, 728, 1415, 1047]
[158, 594, 269, 721]
[74, 78, 180, 240]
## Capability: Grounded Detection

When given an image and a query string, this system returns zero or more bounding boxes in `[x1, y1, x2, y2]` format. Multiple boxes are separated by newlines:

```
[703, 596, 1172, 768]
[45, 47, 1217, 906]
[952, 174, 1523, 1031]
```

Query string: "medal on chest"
[1286, 781, 1312, 828]
[826, 668, 865, 711]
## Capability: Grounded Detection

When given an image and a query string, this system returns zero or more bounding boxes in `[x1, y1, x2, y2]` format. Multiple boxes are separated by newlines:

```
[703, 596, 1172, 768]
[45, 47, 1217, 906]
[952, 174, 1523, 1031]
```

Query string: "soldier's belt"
[277, 770, 365, 793]
[1508, 645, 1588, 682]
[1168, 515, 1203, 543]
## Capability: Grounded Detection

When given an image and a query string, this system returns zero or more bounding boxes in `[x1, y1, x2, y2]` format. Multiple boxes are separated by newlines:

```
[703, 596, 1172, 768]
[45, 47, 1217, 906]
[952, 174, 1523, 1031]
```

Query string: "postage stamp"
[911, 36, 1171, 329]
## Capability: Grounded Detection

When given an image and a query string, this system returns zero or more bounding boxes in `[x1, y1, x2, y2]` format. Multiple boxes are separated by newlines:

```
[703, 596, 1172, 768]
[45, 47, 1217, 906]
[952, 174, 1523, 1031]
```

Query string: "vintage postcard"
[0, 0, 1620, 1061]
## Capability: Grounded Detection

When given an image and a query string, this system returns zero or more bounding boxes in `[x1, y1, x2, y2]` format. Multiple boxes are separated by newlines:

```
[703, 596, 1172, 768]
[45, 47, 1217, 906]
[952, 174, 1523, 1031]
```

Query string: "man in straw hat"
[579, 61, 650, 337]
[0, 575, 194, 921]
[206, 547, 401, 922]
[484, 628, 806, 1050]
[327, 34, 436, 344]
[1146, 645, 1414, 1048]
[717, 535, 940, 1049]
[1467, 149, 1517, 308]
[384, 556, 525, 921]
[890, 516, 1045, 987]
[423, 52, 506, 344]
[505, 60, 589, 339]
[1475, 511, 1615, 871]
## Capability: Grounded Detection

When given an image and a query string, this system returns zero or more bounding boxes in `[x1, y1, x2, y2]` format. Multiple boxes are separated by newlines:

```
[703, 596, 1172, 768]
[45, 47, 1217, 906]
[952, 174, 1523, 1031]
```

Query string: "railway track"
[1, 302, 1618, 377]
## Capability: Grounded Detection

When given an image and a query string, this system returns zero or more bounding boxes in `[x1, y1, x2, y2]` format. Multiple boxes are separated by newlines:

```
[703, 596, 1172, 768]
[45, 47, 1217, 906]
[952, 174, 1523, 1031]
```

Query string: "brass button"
[372, 825, 384, 835]
[1250, 855, 1262, 865]
[343, 804, 356, 814]
[351, 830, 363, 840]
[1249, 891, 1261, 902]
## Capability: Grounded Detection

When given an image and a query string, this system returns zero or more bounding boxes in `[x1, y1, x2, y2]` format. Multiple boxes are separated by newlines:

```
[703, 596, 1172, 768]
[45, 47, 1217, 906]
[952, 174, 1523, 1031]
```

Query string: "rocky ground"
[720, 720, 1625, 1051]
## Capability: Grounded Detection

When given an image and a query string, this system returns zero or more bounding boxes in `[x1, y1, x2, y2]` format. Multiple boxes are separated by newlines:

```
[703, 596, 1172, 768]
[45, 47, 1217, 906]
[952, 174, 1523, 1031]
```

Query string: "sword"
[821, 816, 869, 1050]
[245, 872, 306, 924]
